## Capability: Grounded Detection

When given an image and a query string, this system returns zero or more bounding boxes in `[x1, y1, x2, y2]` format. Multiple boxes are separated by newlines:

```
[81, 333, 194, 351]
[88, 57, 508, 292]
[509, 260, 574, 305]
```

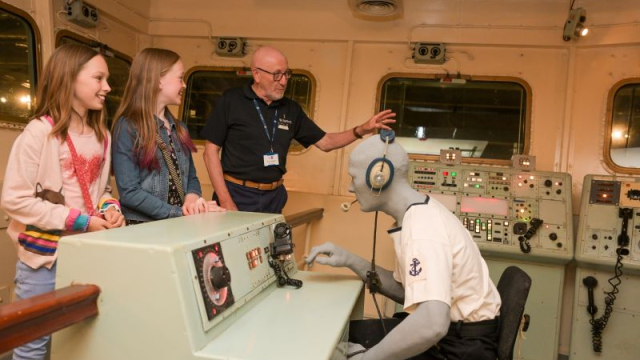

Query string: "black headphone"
[365, 129, 395, 192]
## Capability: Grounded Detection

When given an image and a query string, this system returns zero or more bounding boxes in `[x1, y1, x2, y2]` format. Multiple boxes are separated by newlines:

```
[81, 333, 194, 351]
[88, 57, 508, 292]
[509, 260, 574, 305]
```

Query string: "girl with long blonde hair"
[1, 44, 125, 360]
[112, 48, 222, 224]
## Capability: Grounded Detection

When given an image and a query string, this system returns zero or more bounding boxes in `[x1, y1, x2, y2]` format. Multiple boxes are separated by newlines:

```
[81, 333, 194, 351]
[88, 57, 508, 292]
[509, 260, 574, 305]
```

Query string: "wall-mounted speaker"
[215, 37, 246, 57]
[65, 0, 99, 28]
[413, 43, 446, 64]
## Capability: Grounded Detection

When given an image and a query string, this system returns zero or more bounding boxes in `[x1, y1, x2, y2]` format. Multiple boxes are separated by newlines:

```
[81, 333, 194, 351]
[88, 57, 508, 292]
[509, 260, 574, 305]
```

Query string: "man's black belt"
[447, 317, 499, 338]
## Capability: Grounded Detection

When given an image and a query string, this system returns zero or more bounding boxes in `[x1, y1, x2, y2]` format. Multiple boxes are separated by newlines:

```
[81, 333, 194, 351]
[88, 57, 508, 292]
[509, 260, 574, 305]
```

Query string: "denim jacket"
[112, 112, 201, 222]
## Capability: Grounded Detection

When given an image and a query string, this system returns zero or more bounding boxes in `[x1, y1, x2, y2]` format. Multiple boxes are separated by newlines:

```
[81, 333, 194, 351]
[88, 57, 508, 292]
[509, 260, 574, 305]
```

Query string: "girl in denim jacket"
[1, 44, 125, 360]
[112, 48, 223, 224]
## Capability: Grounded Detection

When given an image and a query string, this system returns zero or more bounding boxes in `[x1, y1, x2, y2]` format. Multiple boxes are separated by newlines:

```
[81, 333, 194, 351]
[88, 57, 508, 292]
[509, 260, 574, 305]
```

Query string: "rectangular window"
[607, 81, 640, 171]
[182, 68, 315, 148]
[378, 76, 530, 161]
[0, 7, 38, 124]
[57, 32, 131, 128]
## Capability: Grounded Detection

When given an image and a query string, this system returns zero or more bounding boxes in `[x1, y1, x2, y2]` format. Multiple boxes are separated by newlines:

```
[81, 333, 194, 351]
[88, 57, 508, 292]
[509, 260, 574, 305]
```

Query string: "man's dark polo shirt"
[200, 82, 326, 183]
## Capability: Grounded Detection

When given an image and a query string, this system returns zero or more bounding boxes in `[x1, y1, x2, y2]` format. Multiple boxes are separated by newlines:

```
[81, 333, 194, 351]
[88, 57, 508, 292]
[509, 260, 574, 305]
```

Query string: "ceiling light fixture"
[563, 7, 588, 41]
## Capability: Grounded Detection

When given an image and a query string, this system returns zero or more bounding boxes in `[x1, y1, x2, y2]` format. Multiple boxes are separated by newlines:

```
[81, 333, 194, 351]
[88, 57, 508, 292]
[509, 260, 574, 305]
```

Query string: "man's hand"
[219, 198, 238, 211]
[306, 242, 354, 268]
[357, 109, 396, 136]
[103, 207, 125, 228]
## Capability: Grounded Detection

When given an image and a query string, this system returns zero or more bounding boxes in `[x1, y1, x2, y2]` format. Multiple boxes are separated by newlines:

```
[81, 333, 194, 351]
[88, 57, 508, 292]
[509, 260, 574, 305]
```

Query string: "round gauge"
[192, 243, 235, 321]
[202, 252, 228, 306]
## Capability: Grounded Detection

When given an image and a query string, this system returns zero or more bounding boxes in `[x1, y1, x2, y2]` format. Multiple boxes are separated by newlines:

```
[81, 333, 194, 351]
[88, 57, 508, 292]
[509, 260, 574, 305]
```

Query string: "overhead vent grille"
[349, 0, 403, 21]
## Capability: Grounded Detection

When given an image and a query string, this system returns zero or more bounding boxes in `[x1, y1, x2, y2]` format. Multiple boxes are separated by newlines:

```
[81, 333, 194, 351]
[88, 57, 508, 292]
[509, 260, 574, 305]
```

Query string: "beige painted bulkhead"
[1, 0, 640, 358]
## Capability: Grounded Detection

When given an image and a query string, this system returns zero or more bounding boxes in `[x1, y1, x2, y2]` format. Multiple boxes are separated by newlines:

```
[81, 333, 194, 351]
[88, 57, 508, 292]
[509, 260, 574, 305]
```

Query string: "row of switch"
[462, 217, 511, 243]
[246, 247, 264, 270]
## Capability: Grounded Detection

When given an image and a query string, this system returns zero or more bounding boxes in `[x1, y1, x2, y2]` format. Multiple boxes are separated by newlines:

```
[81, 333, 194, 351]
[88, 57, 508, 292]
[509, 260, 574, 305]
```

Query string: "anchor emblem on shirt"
[409, 258, 422, 277]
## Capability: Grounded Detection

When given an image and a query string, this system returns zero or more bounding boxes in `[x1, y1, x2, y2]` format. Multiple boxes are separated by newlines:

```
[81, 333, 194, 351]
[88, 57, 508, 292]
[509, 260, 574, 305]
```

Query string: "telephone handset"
[517, 217, 543, 254]
[583, 276, 598, 316]
[617, 207, 632, 251]
[584, 207, 632, 352]
[268, 222, 303, 289]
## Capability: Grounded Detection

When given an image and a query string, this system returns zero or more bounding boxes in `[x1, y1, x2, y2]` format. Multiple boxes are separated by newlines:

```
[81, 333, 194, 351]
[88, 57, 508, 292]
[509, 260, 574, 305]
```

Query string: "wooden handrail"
[0, 284, 100, 354]
[285, 208, 324, 228]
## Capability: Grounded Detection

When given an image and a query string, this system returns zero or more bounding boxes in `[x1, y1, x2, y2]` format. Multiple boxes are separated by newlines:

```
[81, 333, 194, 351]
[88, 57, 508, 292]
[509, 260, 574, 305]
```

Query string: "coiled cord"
[269, 259, 303, 288]
[589, 249, 624, 352]
[518, 236, 532, 253]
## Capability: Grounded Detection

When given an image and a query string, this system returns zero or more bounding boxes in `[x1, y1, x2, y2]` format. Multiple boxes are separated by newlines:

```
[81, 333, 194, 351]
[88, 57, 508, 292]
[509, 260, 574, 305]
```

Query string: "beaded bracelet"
[99, 204, 121, 215]
[83, 216, 91, 232]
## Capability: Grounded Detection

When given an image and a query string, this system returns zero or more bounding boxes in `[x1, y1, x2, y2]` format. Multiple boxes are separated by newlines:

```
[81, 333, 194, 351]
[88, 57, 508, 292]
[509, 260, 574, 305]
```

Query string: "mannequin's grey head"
[348, 134, 409, 212]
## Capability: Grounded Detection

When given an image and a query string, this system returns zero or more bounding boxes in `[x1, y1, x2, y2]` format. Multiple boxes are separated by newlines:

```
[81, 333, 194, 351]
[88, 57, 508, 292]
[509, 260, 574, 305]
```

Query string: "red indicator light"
[443, 171, 449, 176]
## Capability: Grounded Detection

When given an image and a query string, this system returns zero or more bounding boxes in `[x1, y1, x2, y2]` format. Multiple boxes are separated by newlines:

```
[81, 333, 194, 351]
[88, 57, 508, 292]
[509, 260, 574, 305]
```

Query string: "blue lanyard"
[252, 99, 278, 152]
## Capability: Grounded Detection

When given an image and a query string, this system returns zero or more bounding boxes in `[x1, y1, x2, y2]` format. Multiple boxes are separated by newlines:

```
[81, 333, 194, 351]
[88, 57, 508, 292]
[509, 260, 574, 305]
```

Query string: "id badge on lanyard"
[253, 99, 280, 167]
[264, 152, 279, 167]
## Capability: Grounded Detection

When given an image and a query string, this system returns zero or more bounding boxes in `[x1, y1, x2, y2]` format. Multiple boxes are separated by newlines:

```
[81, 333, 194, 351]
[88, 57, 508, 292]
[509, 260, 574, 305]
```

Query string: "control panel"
[53, 212, 363, 360]
[189, 221, 296, 331]
[570, 175, 640, 360]
[576, 175, 640, 273]
[409, 160, 573, 262]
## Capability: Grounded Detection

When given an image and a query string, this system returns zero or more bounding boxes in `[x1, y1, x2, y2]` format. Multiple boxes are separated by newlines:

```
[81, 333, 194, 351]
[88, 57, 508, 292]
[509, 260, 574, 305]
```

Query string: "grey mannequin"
[306, 133, 501, 360]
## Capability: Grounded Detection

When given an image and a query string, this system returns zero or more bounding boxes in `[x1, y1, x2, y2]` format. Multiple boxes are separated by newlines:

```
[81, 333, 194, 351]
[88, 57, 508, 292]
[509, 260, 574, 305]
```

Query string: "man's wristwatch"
[353, 126, 363, 139]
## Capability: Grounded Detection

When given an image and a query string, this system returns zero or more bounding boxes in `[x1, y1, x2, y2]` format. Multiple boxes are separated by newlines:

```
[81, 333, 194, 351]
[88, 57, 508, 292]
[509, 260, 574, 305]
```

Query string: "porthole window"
[0, 5, 39, 125]
[606, 80, 640, 171]
[378, 75, 530, 161]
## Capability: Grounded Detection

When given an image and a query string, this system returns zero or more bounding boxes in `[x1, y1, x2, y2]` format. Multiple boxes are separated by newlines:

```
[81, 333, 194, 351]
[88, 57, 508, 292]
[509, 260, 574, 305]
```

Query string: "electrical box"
[215, 37, 246, 57]
[413, 43, 445, 64]
[65, 0, 99, 28]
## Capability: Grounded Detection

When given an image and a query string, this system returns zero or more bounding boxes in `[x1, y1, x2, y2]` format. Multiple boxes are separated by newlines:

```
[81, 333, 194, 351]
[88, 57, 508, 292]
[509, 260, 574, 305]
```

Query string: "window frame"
[375, 72, 532, 165]
[603, 77, 640, 174]
[179, 66, 317, 154]
[55, 30, 133, 64]
[0, 2, 42, 128]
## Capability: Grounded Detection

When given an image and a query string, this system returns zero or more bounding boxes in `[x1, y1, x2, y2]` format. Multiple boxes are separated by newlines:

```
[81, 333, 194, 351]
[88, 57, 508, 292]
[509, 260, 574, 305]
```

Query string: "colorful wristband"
[72, 214, 89, 232]
[99, 198, 121, 213]
[65, 208, 82, 232]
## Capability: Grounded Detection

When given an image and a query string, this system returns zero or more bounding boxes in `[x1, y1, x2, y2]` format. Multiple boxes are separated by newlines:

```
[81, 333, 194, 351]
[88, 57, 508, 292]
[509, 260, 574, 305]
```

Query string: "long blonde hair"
[113, 48, 195, 170]
[33, 44, 106, 142]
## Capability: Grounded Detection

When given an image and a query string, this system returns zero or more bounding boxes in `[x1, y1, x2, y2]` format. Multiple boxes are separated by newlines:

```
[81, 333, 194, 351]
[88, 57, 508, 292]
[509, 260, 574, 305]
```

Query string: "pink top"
[1, 117, 115, 270]
[60, 131, 106, 215]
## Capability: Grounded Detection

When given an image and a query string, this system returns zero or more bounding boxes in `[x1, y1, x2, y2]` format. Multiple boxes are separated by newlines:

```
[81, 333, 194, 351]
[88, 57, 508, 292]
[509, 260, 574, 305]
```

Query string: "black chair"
[496, 266, 532, 360]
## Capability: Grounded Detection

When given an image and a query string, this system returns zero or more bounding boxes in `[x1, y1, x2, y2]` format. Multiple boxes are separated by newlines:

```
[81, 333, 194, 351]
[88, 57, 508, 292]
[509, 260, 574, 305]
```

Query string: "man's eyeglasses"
[255, 67, 293, 81]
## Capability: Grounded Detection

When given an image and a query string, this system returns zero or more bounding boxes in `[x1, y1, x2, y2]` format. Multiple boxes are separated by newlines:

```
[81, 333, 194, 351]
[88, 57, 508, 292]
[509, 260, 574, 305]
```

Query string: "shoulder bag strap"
[156, 132, 186, 203]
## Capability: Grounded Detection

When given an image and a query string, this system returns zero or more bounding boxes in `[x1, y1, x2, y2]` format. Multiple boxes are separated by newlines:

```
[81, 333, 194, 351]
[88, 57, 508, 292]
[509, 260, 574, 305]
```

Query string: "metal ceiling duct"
[348, 0, 403, 21]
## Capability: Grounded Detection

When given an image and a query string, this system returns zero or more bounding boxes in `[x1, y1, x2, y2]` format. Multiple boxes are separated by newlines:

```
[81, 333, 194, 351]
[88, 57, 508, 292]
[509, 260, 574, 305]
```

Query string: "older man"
[201, 46, 395, 213]
[307, 132, 501, 360]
